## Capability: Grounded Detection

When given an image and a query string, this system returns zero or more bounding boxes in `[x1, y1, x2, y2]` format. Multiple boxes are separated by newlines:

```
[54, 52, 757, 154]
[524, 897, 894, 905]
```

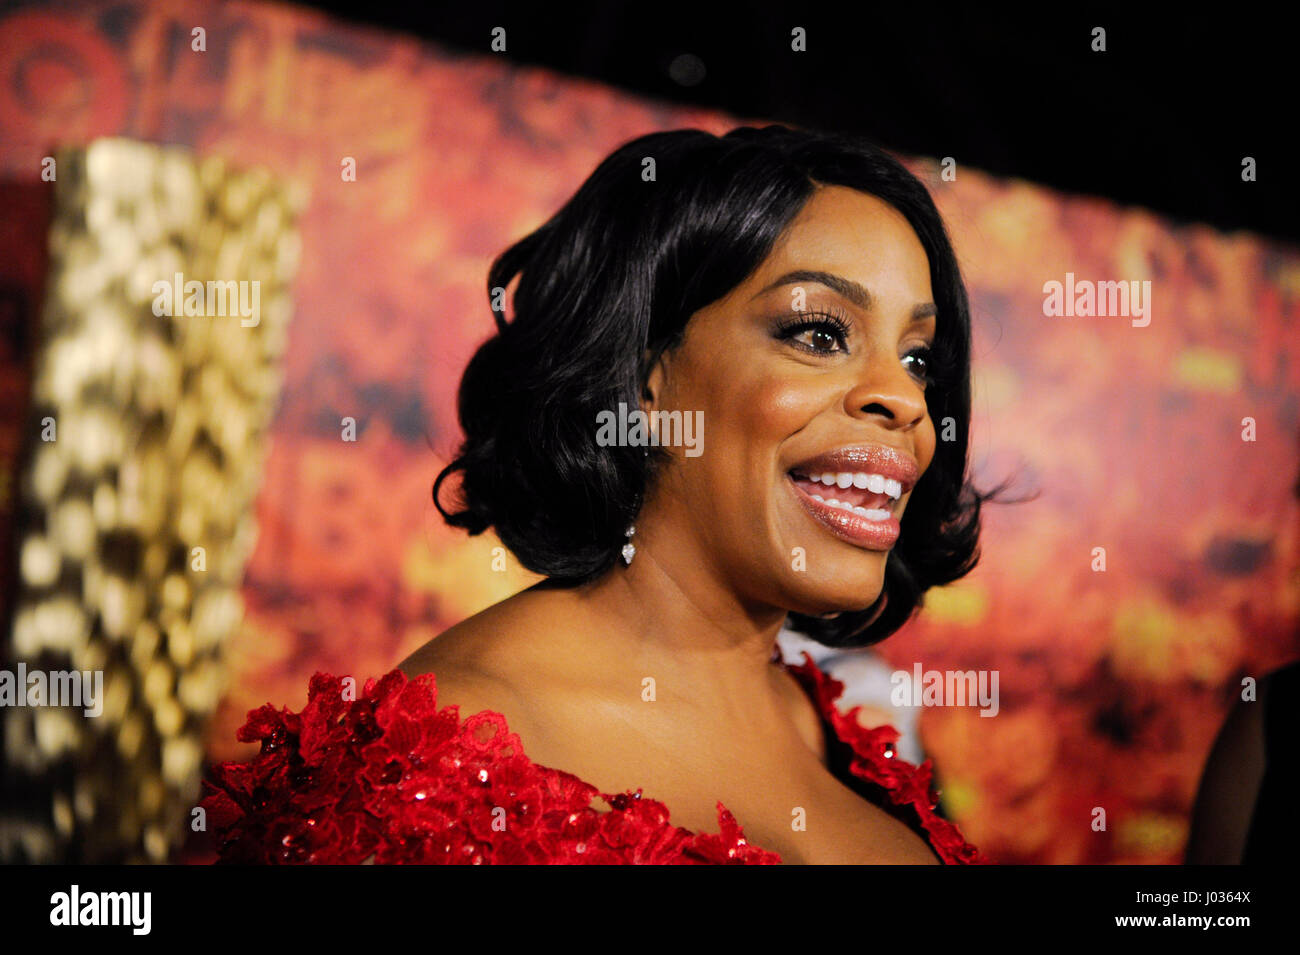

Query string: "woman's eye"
[775, 312, 851, 354]
[791, 323, 847, 353]
[902, 346, 933, 384]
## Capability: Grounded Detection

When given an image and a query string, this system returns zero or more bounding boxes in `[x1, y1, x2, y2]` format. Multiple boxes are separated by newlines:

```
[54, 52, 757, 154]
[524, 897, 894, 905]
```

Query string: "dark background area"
[297, 2, 1298, 245]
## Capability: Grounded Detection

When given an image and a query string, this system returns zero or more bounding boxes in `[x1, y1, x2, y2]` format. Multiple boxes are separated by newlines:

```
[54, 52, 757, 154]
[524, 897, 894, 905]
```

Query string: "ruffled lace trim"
[784, 652, 988, 865]
[202, 654, 986, 864]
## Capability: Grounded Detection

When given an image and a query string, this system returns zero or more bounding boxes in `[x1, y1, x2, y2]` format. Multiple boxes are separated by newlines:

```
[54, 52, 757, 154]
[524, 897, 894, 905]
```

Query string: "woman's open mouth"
[785, 445, 918, 551]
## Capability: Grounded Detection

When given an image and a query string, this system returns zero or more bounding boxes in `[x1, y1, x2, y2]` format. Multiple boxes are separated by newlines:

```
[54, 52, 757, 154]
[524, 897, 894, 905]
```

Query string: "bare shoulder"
[397, 642, 525, 725]
[397, 619, 528, 724]
[395, 586, 579, 737]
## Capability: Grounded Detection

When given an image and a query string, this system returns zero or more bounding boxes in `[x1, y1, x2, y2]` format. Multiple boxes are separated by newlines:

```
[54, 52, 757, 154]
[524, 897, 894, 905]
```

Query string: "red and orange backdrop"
[1, 0, 1297, 864]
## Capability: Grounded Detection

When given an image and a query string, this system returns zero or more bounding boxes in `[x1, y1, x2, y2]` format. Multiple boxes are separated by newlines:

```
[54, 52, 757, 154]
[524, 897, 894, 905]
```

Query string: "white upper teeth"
[807, 472, 903, 500]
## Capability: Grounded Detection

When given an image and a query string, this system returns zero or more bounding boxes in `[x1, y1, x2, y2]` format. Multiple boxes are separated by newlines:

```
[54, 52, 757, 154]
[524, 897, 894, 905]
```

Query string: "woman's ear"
[640, 348, 669, 417]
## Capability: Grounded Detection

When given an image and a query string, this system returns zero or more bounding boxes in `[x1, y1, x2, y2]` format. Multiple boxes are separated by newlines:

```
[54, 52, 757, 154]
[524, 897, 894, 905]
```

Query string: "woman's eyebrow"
[754, 269, 936, 322]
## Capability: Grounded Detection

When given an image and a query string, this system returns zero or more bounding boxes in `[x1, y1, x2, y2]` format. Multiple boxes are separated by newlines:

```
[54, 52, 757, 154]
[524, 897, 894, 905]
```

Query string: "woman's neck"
[560, 533, 791, 703]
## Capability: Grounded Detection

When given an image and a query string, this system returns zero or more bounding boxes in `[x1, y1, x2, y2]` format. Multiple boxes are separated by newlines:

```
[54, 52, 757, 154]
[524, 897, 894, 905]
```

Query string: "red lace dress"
[201, 652, 988, 864]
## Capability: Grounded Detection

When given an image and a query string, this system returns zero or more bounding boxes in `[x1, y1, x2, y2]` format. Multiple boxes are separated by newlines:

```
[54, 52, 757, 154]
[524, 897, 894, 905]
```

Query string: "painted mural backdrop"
[1, 0, 1297, 864]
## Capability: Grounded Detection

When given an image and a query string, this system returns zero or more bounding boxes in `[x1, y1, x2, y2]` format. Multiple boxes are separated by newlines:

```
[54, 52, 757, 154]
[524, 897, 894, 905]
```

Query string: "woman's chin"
[782, 581, 883, 618]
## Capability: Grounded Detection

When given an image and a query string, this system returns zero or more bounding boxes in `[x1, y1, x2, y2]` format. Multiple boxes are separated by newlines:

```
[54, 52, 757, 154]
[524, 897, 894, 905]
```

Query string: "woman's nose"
[843, 353, 928, 432]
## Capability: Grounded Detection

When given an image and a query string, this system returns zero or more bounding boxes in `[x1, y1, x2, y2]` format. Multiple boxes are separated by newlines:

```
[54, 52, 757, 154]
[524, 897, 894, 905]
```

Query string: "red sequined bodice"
[201, 652, 988, 864]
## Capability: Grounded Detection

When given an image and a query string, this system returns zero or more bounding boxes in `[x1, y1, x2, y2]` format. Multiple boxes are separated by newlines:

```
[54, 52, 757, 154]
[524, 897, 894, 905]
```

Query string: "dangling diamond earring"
[622, 524, 637, 565]
[623, 454, 648, 566]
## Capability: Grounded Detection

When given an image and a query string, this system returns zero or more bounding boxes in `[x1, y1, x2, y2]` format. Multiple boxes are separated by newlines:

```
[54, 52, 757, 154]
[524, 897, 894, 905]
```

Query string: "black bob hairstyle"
[434, 124, 1007, 648]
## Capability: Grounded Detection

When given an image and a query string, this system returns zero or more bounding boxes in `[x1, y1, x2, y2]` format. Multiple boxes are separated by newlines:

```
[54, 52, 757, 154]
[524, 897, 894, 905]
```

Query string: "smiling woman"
[202, 125, 1005, 865]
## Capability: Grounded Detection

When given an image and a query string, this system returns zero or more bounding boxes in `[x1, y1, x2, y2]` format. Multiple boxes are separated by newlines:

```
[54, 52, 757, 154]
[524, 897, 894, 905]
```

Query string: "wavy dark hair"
[434, 124, 1010, 648]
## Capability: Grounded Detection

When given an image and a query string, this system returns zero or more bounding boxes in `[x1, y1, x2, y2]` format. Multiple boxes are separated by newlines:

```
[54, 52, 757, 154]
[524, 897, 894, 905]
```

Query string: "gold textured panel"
[1, 138, 305, 863]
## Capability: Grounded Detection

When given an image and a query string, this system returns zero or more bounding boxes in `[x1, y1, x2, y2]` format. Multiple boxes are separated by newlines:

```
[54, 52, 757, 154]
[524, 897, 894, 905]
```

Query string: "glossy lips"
[787, 445, 920, 550]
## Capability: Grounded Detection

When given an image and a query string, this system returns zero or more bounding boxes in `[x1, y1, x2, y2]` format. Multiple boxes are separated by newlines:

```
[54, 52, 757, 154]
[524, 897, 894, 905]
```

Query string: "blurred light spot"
[924, 583, 989, 625]
[668, 53, 706, 87]
[1170, 347, 1241, 393]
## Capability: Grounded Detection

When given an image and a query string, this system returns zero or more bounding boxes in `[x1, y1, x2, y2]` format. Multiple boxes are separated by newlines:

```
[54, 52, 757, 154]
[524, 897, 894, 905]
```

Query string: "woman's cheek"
[751, 377, 832, 434]
[914, 414, 938, 474]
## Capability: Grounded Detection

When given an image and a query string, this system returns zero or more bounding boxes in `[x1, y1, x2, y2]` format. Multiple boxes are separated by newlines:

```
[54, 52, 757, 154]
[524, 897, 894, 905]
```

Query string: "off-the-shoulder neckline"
[388, 648, 980, 864]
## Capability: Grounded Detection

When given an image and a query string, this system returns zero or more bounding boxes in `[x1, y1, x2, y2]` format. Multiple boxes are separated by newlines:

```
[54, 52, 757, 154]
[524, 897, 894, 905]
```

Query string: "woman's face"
[643, 185, 938, 617]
